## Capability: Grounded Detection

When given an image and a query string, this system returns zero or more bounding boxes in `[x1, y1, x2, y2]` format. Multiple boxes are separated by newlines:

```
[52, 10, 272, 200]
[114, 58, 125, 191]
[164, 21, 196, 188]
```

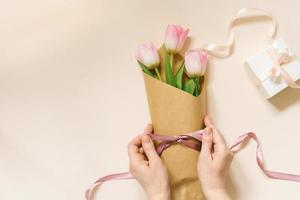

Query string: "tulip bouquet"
[136, 25, 208, 97]
[135, 25, 208, 200]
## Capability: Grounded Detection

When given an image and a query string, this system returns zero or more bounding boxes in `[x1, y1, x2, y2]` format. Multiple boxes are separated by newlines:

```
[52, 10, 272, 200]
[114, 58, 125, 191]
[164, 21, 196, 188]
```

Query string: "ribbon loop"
[203, 8, 277, 58]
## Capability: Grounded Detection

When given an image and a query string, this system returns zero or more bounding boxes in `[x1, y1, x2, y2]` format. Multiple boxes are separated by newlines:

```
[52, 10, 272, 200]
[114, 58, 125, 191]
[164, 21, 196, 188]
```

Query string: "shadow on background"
[269, 85, 300, 111]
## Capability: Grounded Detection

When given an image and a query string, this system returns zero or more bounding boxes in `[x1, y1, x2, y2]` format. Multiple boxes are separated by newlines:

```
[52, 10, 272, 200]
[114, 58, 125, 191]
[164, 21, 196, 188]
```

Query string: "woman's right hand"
[197, 116, 233, 200]
[128, 124, 170, 200]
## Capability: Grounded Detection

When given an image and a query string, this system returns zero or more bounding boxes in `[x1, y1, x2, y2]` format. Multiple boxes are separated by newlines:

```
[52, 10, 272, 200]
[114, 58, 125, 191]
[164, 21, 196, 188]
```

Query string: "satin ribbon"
[263, 46, 300, 88]
[203, 8, 277, 58]
[85, 129, 300, 200]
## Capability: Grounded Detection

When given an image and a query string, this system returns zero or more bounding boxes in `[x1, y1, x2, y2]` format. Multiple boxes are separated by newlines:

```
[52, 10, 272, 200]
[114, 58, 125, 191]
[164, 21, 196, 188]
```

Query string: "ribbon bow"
[266, 45, 300, 88]
[150, 130, 204, 156]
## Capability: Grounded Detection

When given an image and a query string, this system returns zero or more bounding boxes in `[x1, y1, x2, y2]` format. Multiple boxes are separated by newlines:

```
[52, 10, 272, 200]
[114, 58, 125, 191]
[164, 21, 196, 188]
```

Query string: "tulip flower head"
[184, 49, 208, 78]
[136, 26, 207, 96]
[164, 25, 189, 54]
[135, 42, 160, 69]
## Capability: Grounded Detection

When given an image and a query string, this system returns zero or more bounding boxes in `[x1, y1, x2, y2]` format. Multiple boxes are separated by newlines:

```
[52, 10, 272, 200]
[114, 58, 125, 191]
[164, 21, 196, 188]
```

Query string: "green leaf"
[138, 61, 155, 78]
[175, 62, 185, 89]
[164, 50, 175, 86]
[183, 79, 196, 95]
[154, 68, 162, 80]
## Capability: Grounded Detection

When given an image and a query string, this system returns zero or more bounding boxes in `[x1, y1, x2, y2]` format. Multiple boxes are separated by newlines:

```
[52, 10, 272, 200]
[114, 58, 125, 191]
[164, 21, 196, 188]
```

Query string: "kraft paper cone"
[142, 46, 207, 200]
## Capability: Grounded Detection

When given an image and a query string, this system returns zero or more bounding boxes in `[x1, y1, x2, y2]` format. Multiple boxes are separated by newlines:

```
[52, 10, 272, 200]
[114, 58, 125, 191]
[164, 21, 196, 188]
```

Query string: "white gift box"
[244, 38, 300, 99]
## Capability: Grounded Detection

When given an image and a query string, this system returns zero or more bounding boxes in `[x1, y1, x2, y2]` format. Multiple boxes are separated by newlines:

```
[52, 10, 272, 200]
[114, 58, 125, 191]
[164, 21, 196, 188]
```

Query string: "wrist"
[203, 188, 231, 200]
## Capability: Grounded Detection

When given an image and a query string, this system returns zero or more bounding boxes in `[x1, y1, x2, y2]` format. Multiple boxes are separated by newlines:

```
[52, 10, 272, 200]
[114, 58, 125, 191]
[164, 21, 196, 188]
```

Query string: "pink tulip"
[184, 49, 208, 77]
[135, 42, 160, 69]
[164, 25, 189, 54]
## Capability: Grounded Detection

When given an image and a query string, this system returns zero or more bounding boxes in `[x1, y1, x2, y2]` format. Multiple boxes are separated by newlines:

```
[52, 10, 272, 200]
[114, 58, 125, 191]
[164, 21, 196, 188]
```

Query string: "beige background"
[1, 0, 300, 199]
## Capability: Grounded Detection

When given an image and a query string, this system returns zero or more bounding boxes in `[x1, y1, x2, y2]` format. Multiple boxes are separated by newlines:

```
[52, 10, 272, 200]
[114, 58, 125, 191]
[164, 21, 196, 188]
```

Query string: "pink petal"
[164, 25, 179, 52]
[136, 42, 160, 69]
[176, 28, 189, 52]
[185, 50, 202, 77]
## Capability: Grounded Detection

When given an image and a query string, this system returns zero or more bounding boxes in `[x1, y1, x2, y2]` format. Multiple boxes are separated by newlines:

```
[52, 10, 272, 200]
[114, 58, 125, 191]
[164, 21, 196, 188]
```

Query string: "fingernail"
[142, 135, 150, 143]
[144, 123, 152, 132]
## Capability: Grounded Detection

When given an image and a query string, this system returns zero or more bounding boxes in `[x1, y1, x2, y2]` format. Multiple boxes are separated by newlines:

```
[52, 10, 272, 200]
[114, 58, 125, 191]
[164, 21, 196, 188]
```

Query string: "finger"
[200, 127, 213, 159]
[130, 123, 152, 157]
[141, 134, 160, 163]
[143, 123, 153, 135]
[128, 124, 153, 164]
[204, 116, 227, 151]
[128, 135, 143, 162]
[139, 147, 144, 154]
[204, 115, 214, 127]
[212, 129, 227, 152]
[141, 123, 154, 157]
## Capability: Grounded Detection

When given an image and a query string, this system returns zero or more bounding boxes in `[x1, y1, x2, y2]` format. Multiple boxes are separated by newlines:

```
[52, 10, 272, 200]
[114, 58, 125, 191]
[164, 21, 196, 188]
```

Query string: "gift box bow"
[257, 45, 300, 88]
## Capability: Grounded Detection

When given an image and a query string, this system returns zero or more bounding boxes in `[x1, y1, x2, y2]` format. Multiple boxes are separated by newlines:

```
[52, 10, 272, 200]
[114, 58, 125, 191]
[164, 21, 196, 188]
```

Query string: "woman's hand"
[198, 116, 233, 200]
[128, 124, 170, 200]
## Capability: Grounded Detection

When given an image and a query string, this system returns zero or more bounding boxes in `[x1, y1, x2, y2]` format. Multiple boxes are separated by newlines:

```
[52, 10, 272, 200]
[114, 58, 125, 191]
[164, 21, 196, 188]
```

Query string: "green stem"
[170, 53, 174, 72]
[154, 68, 162, 80]
[194, 77, 200, 96]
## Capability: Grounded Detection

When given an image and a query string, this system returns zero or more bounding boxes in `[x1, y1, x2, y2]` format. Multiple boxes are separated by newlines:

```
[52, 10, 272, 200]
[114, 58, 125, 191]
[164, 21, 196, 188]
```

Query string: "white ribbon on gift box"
[256, 46, 300, 88]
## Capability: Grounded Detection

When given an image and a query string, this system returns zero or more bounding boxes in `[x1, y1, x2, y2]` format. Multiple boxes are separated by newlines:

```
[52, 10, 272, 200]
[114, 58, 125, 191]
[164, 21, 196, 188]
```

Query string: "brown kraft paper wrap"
[142, 46, 207, 200]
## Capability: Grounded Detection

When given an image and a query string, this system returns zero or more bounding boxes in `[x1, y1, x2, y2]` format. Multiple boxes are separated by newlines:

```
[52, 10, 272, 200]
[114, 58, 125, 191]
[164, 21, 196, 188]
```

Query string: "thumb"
[142, 135, 160, 163]
[200, 128, 213, 159]
[204, 115, 214, 128]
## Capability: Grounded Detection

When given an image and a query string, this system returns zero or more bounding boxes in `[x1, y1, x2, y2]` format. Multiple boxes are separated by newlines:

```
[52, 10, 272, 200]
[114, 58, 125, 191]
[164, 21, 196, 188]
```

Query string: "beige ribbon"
[202, 8, 277, 58]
